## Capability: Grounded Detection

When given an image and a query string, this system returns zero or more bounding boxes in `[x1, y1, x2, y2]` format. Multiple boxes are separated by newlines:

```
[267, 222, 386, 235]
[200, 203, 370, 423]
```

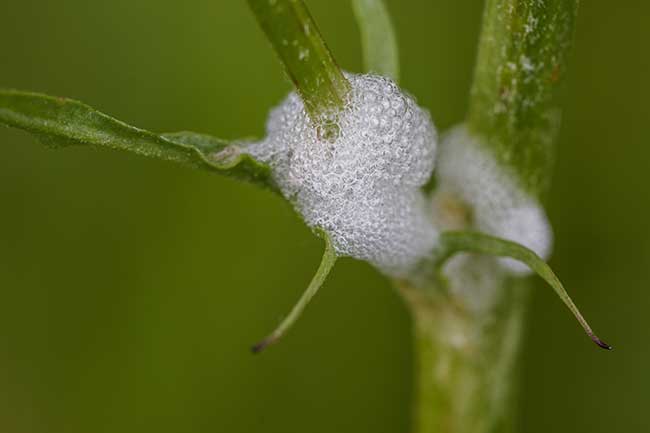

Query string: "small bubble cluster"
[434, 125, 553, 274]
[246, 73, 438, 277]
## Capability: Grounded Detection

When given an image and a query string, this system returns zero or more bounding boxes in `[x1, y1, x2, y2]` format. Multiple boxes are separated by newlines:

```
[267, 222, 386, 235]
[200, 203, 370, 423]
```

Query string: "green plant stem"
[467, 0, 579, 197]
[400, 279, 528, 433]
[403, 2, 580, 433]
[247, 0, 350, 125]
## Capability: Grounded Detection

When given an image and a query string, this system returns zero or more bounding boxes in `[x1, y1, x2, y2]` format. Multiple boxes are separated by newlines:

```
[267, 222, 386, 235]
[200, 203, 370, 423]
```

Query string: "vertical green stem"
[401, 279, 529, 433]
[467, 0, 579, 196]
[247, 0, 351, 125]
[404, 2, 579, 433]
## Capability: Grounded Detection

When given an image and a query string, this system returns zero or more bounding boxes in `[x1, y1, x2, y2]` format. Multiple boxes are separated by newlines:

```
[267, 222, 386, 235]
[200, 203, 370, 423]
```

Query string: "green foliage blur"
[0, 1, 646, 432]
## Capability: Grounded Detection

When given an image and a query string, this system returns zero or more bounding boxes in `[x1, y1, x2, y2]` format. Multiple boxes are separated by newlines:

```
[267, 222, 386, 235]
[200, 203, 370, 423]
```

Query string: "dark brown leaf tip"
[251, 336, 276, 354]
[592, 335, 613, 351]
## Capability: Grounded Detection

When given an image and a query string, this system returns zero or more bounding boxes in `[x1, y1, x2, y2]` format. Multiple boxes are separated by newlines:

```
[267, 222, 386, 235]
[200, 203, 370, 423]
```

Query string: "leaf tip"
[590, 334, 613, 351]
[251, 335, 277, 354]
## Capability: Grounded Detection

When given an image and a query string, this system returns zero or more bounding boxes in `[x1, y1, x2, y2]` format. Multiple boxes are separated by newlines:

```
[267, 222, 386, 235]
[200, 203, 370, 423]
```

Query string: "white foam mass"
[246, 73, 439, 277]
[434, 125, 553, 274]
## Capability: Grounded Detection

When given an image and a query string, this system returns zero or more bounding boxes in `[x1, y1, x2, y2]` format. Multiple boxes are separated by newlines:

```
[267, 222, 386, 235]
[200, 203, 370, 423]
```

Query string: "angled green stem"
[252, 232, 337, 353]
[468, 0, 579, 196]
[437, 231, 611, 350]
[352, 0, 399, 81]
[247, 0, 350, 125]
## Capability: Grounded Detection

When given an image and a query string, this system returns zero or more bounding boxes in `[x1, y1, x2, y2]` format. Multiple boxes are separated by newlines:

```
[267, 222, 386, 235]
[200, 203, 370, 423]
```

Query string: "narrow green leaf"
[436, 231, 612, 350]
[247, 0, 351, 127]
[0, 89, 274, 189]
[468, 0, 579, 196]
[252, 230, 337, 353]
[352, 0, 399, 81]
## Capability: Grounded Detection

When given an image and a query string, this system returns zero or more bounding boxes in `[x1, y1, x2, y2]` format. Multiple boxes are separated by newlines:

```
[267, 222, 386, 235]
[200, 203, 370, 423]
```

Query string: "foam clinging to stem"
[434, 125, 553, 274]
[246, 73, 439, 277]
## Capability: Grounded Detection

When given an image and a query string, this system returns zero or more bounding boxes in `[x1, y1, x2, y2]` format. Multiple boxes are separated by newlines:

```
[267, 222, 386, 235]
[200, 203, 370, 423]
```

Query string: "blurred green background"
[0, 1, 646, 432]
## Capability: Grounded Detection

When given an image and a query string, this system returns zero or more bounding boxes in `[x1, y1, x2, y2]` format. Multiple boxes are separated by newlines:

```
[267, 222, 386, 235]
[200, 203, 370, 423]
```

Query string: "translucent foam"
[434, 125, 553, 274]
[443, 254, 505, 312]
[246, 73, 439, 277]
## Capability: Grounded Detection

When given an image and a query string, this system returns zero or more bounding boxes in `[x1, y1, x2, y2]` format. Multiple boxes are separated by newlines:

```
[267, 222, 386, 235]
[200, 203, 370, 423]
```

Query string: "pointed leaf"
[0, 89, 275, 190]
[437, 231, 612, 350]
[252, 230, 337, 353]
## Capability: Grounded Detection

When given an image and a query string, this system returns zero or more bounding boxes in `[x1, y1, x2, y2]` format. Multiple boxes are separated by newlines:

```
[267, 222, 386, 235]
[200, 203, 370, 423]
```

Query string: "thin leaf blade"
[352, 0, 399, 81]
[437, 231, 612, 350]
[0, 89, 274, 189]
[252, 230, 338, 353]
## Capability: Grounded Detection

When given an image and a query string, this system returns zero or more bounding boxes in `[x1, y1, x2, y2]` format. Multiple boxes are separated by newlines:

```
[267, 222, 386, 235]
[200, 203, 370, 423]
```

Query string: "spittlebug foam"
[247, 73, 439, 277]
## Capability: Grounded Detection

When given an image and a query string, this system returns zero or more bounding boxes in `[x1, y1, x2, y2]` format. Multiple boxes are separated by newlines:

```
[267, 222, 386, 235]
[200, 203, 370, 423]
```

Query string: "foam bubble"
[443, 254, 505, 312]
[246, 73, 439, 277]
[433, 125, 553, 274]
